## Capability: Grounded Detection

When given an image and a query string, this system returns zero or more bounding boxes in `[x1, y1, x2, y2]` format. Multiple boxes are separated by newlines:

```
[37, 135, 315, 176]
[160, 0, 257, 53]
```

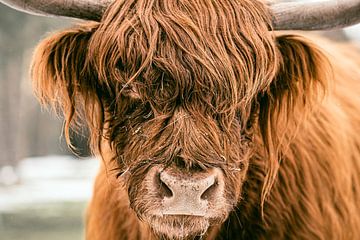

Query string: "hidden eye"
[121, 83, 140, 99]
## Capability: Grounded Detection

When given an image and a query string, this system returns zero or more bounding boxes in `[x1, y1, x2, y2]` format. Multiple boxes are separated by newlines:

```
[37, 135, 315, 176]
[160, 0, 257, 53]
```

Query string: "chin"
[147, 215, 212, 239]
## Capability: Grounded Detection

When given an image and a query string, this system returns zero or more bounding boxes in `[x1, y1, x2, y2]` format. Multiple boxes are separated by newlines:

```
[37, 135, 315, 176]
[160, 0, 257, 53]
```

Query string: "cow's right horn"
[269, 0, 360, 30]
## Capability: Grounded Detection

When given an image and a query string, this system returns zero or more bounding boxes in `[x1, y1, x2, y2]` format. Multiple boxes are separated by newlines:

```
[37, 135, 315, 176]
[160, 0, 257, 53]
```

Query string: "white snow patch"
[0, 155, 99, 212]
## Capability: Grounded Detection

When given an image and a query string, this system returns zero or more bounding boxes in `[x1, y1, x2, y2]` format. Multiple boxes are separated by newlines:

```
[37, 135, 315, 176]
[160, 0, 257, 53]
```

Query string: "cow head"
[3, 0, 358, 238]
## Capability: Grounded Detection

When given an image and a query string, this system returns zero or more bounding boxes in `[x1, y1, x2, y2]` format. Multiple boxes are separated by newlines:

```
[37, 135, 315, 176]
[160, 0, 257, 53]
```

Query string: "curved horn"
[270, 0, 360, 30]
[0, 0, 113, 21]
[1, 0, 360, 30]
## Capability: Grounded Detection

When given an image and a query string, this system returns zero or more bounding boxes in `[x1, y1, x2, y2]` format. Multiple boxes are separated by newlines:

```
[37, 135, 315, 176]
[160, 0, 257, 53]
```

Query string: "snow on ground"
[0, 155, 99, 212]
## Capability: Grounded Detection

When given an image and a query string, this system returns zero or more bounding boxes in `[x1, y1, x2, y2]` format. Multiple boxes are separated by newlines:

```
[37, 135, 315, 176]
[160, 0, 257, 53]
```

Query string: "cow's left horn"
[0, 0, 113, 21]
[269, 0, 360, 30]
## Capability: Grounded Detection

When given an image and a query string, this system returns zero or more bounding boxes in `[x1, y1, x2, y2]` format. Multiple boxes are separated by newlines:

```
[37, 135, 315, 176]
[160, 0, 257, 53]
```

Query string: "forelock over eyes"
[87, 0, 279, 119]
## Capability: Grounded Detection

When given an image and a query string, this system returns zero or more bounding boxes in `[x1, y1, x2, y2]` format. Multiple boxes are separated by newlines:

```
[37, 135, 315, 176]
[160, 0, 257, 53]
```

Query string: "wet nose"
[157, 168, 223, 216]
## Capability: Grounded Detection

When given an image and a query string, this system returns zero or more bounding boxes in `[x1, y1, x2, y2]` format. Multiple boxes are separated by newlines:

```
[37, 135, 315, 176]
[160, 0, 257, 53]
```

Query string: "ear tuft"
[258, 34, 331, 205]
[31, 23, 99, 145]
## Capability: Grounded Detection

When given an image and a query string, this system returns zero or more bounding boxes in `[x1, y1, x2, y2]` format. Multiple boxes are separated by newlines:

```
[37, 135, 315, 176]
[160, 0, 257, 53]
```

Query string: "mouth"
[147, 215, 211, 239]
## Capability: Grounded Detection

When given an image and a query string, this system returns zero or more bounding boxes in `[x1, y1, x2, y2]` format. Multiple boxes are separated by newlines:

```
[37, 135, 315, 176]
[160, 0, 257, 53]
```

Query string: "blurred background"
[0, 3, 98, 240]
[0, 1, 359, 240]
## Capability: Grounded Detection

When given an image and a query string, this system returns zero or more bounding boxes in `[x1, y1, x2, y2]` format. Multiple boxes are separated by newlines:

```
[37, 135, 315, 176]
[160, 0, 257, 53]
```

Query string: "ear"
[31, 23, 100, 144]
[257, 34, 331, 201]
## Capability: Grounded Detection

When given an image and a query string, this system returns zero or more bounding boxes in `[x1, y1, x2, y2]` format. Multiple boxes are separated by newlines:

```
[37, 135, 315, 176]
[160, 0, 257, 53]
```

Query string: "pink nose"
[156, 168, 224, 216]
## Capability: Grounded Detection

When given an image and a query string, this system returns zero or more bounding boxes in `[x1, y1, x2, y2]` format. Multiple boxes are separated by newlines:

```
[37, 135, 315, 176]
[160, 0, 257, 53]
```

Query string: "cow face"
[84, 1, 278, 238]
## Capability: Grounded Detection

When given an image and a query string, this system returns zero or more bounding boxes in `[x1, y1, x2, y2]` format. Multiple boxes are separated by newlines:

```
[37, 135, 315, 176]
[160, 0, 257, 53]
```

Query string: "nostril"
[156, 173, 173, 198]
[200, 179, 218, 200]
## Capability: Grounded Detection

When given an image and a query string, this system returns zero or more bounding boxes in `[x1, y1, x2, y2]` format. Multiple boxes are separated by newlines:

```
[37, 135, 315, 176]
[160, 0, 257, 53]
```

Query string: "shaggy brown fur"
[31, 0, 360, 239]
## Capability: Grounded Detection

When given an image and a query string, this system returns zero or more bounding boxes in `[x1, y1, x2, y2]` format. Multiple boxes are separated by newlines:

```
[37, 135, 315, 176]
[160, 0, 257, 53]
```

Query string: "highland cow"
[2, 0, 360, 239]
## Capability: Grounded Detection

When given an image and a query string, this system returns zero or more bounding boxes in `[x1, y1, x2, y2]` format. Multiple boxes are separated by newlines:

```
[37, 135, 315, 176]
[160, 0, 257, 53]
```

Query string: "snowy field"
[0, 156, 99, 211]
[0, 156, 99, 240]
